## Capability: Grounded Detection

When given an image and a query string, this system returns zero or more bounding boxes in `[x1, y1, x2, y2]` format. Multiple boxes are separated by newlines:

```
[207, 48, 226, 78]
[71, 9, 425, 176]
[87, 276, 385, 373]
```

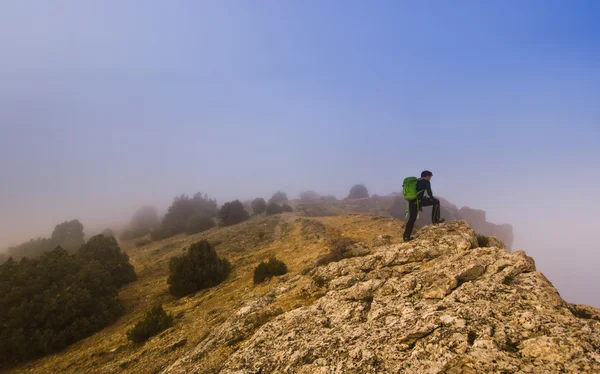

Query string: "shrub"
[269, 191, 288, 204]
[135, 239, 152, 248]
[127, 305, 173, 343]
[316, 235, 356, 267]
[476, 234, 490, 248]
[218, 200, 250, 226]
[0, 248, 124, 363]
[253, 257, 288, 284]
[503, 274, 516, 285]
[167, 240, 231, 297]
[348, 184, 369, 199]
[78, 235, 137, 288]
[157, 194, 218, 239]
[299, 190, 320, 201]
[282, 204, 293, 212]
[251, 198, 267, 214]
[266, 202, 283, 215]
[186, 214, 215, 235]
[130, 206, 160, 232]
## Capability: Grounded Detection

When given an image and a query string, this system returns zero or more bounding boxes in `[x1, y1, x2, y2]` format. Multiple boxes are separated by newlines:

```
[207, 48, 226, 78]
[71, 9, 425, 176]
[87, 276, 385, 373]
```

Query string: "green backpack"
[402, 177, 421, 201]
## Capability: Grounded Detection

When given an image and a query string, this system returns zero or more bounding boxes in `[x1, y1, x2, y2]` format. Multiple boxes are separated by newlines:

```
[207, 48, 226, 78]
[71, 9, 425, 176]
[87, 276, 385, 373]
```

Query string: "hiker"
[403, 170, 445, 242]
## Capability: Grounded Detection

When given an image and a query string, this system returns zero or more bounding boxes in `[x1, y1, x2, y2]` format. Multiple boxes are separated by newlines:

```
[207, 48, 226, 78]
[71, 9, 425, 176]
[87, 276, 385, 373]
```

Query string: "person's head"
[421, 170, 433, 181]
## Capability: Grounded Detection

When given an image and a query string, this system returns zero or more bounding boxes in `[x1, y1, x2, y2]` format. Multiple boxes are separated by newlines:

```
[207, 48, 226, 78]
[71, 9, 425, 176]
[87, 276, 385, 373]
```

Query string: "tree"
[0, 247, 124, 363]
[167, 240, 230, 297]
[121, 206, 161, 240]
[51, 220, 86, 252]
[218, 200, 250, 226]
[348, 184, 369, 199]
[266, 202, 283, 215]
[8, 219, 86, 259]
[186, 214, 215, 235]
[130, 206, 160, 232]
[78, 235, 137, 288]
[299, 190, 320, 201]
[251, 198, 267, 214]
[8, 237, 53, 259]
[282, 203, 293, 212]
[269, 191, 288, 204]
[156, 193, 218, 239]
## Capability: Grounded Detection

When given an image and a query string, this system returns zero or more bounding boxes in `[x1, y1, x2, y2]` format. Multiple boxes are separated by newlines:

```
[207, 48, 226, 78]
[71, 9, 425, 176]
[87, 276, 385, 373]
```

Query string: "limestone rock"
[163, 221, 600, 374]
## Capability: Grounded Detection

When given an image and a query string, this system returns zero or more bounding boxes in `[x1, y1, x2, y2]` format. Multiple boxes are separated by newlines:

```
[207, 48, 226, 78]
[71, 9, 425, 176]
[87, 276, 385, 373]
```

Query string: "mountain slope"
[5, 215, 598, 373]
[165, 221, 599, 373]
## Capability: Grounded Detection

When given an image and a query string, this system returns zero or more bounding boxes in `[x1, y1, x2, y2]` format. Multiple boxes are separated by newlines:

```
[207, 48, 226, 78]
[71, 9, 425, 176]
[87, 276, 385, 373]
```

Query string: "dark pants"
[403, 198, 441, 239]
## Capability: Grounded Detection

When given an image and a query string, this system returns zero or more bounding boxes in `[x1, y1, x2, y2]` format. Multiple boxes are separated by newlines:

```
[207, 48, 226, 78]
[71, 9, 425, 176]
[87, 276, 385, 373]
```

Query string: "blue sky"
[1, 1, 599, 306]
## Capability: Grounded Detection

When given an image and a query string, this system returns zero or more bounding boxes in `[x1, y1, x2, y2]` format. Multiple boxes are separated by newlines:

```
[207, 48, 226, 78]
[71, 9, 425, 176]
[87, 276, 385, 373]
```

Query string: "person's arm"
[426, 180, 435, 199]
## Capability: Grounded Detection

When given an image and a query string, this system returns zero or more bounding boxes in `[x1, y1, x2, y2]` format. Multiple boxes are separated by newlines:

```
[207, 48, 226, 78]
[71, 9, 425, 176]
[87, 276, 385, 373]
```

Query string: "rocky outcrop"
[387, 196, 514, 249]
[457, 206, 514, 250]
[163, 221, 600, 373]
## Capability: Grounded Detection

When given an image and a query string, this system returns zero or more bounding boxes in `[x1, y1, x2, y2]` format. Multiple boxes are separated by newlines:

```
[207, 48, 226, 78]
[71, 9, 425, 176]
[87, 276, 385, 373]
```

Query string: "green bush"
[167, 240, 231, 297]
[154, 194, 218, 240]
[251, 198, 267, 214]
[266, 202, 283, 215]
[127, 305, 173, 343]
[476, 234, 490, 248]
[254, 258, 288, 284]
[0, 247, 125, 364]
[269, 191, 288, 204]
[348, 184, 369, 199]
[217, 200, 250, 226]
[282, 203, 293, 212]
[78, 235, 137, 288]
[186, 214, 215, 234]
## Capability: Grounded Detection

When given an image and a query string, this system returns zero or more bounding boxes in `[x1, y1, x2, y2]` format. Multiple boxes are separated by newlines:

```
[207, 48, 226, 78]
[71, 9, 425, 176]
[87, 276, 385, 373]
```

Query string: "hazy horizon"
[1, 1, 599, 307]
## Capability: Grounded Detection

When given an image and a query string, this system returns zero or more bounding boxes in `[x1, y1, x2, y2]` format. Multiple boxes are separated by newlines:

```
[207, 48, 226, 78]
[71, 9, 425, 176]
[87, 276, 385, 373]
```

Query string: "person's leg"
[431, 200, 445, 223]
[403, 200, 418, 240]
[419, 198, 443, 224]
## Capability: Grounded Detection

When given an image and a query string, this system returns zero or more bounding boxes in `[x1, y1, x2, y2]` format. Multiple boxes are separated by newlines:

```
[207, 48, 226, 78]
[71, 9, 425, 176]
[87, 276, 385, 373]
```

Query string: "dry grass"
[4, 212, 407, 374]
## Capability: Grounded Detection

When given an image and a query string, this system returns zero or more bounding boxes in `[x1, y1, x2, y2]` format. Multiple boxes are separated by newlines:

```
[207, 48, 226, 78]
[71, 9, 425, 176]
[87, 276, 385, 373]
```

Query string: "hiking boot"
[433, 218, 446, 225]
[403, 237, 414, 242]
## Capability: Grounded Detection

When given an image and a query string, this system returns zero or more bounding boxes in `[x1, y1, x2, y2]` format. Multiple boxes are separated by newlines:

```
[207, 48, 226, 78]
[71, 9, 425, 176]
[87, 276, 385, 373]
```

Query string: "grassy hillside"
[5, 212, 407, 374]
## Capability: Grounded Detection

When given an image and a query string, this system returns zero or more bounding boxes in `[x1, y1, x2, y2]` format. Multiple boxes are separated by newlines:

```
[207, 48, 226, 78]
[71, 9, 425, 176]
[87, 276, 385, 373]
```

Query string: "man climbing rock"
[403, 170, 445, 242]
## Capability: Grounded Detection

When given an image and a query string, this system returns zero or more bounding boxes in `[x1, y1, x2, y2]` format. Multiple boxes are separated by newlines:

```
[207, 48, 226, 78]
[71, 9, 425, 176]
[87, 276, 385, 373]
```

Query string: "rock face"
[457, 206, 514, 250]
[388, 196, 514, 249]
[164, 221, 600, 373]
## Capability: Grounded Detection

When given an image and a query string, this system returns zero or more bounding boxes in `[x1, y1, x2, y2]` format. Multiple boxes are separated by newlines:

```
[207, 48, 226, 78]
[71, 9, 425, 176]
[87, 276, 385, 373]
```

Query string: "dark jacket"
[416, 178, 434, 201]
